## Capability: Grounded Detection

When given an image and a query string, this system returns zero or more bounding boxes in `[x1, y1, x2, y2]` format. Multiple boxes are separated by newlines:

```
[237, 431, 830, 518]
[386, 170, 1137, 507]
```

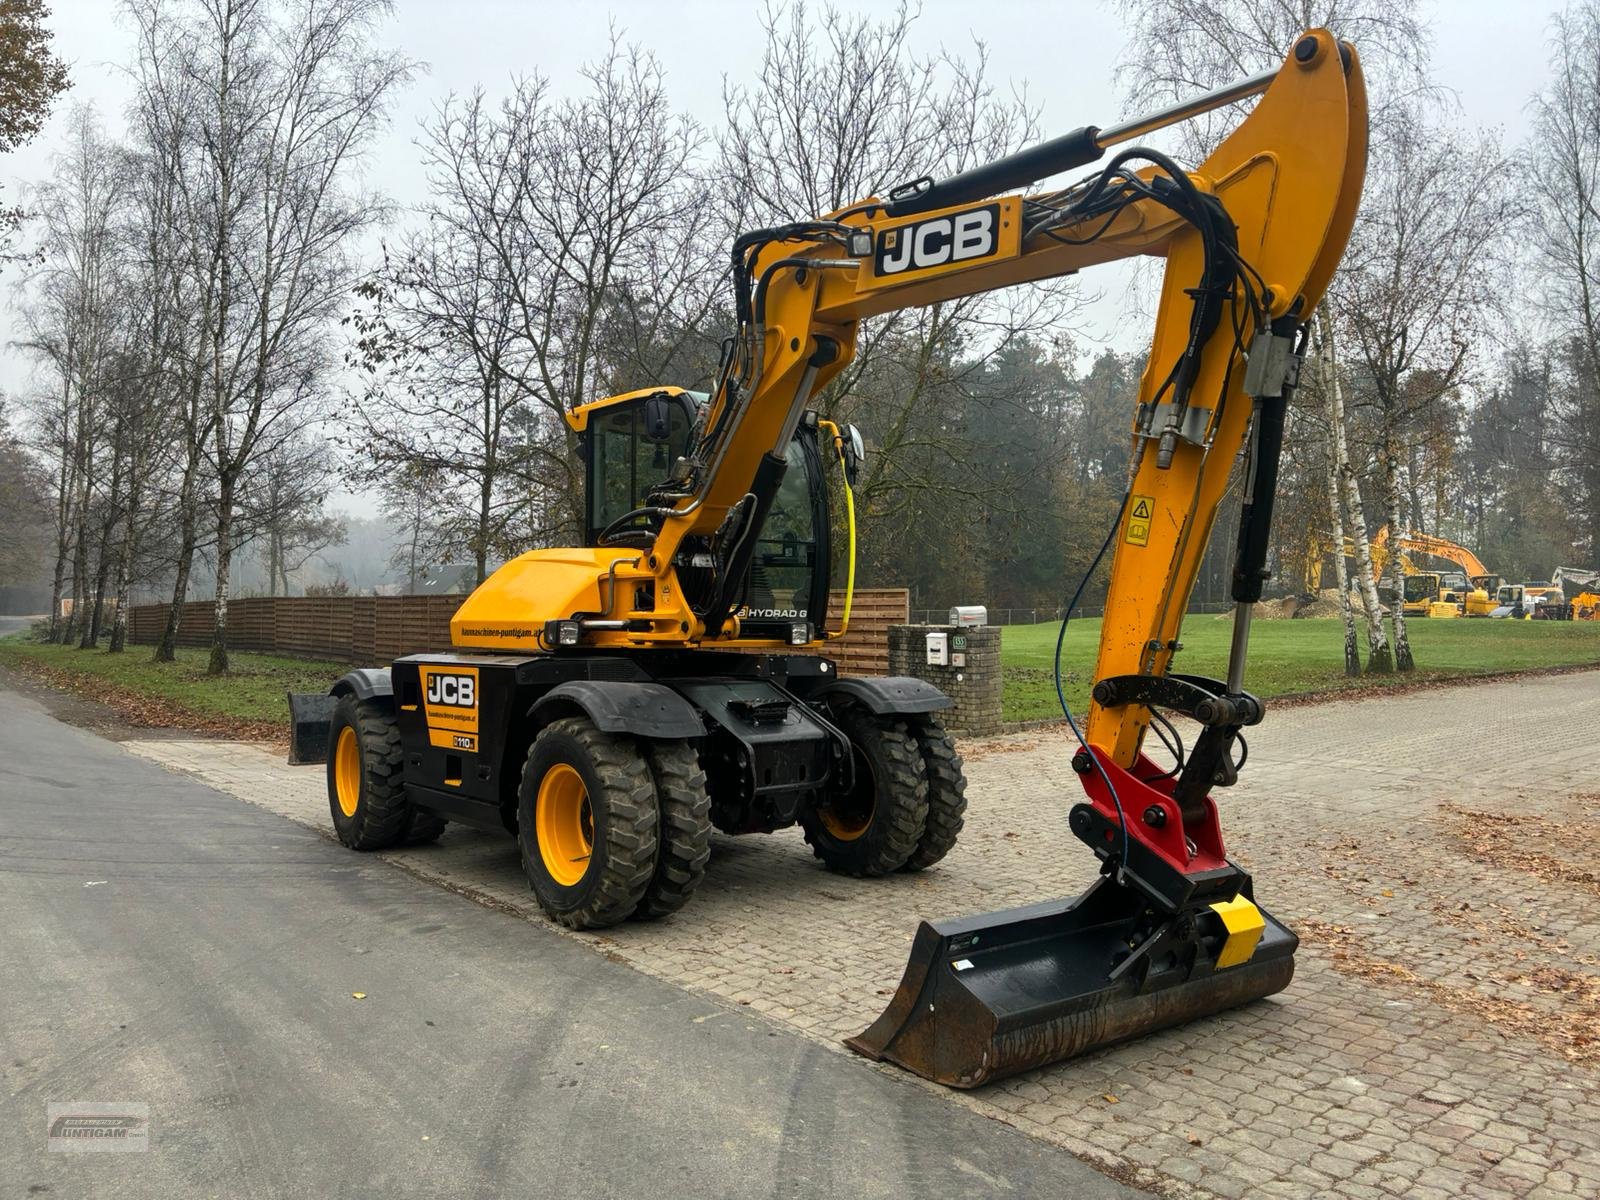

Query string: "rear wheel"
[900, 717, 967, 871]
[633, 740, 712, 920]
[327, 695, 412, 850]
[518, 717, 659, 929]
[801, 705, 928, 877]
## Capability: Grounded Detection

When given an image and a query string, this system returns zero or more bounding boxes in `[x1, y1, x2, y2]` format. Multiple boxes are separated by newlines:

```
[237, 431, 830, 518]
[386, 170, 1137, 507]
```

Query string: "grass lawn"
[0, 634, 347, 727]
[1003, 614, 1600, 723]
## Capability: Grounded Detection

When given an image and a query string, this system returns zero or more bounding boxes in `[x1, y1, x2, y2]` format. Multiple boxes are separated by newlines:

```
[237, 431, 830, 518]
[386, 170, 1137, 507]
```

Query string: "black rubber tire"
[327, 695, 411, 851]
[632, 740, 712, 920]
[801, 705, 928, 877]
[404, 808, 448, 845]
[517, 716, 659, 930]
[900, 716, 968, 871]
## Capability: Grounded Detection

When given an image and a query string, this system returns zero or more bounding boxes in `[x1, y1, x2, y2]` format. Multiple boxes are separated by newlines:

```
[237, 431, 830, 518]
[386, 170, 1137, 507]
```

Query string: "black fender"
[330, 668, 394, 703]
[530, 680, 705, 740]
[811, 676, 952, 718]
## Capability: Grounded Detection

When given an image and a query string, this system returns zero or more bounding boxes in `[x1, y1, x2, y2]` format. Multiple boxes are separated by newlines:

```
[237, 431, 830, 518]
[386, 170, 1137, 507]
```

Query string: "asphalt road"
[0, 683, 1142, 1199]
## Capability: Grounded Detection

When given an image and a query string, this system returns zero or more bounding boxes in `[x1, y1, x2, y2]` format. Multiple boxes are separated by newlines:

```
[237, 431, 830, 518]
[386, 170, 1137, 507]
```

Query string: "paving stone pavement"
[125, 670, 1600, 1199]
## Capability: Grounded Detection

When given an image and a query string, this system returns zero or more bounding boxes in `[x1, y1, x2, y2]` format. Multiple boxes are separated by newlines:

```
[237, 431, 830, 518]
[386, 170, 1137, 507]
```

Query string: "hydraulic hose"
[818, 420, 857, 639]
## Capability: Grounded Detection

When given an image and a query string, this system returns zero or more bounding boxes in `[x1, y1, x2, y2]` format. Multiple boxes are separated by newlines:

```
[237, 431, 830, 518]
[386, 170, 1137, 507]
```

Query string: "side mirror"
[841, 423, 865, 487]
[642, 392, 674, 442]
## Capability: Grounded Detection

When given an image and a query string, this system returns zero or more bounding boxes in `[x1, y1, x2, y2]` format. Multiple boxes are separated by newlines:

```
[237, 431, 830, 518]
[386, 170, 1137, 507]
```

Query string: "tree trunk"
[48, 525, 72, 644]
[66, 511, 89, 647]
[274, 532, 283, 597]
[1319, 314, 1392, 672]
[475, 472, 492, 585]
[109, 484, 145, 656]
[109, 538, 133, 654]
[209, 477, 235, 675]
[84, 509, 117, 649]
[156, 501, 198, 662]
[1383, 430, 1416, 671]
[1321, 382, 1360, 676]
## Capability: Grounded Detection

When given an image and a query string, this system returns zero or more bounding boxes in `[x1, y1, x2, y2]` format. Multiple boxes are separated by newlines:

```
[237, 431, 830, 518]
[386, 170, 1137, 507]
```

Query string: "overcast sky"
[0, 0, 1560, 508]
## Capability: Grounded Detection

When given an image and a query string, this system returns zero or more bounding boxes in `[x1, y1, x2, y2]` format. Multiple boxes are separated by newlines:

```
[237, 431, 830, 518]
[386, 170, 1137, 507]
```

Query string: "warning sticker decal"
[1125, 495, 1154, 547]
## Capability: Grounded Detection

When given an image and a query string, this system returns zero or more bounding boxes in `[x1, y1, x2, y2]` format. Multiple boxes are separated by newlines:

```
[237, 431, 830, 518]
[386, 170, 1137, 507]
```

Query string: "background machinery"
[292, 30, 1366, 1088]
[1374, 527, 1502, 616]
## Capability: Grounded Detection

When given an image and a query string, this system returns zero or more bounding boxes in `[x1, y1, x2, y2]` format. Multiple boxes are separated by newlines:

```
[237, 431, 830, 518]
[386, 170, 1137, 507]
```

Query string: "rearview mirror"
[841, 423, 865, 487]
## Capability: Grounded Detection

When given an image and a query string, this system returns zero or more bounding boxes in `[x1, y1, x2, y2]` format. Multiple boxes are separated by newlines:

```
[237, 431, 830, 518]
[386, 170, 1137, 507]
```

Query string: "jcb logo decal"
[420, 664, 480, 738]
[426, 673, 475, 707]
[876, 204, 999, 276]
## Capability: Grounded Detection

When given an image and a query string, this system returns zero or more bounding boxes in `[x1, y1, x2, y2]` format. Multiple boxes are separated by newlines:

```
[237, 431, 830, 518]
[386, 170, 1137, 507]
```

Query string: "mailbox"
[925, 630, 950, 666]
[949, 606, 988, 627]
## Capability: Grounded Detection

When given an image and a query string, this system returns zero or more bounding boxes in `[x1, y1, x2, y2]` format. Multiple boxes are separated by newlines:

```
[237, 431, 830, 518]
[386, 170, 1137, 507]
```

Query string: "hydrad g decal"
[876, 203, 1000, 277]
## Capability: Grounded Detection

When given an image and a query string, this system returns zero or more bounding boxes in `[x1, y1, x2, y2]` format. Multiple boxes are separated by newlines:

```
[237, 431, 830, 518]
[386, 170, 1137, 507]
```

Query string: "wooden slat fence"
[125, 589, 908, 677]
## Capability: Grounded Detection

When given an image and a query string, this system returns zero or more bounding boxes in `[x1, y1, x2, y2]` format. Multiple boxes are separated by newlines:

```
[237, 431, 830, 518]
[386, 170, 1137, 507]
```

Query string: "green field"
[1003, 614, 1600, 723]
[0, 636, 346, 727]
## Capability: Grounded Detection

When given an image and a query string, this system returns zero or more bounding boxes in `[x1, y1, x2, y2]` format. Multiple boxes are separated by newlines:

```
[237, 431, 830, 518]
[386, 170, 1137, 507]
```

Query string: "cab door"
[739, 427, 832, 639]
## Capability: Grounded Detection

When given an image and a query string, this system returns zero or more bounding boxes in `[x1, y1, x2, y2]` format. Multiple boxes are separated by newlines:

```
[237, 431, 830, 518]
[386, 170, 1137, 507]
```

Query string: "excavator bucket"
[847, 877, 1297, 1088]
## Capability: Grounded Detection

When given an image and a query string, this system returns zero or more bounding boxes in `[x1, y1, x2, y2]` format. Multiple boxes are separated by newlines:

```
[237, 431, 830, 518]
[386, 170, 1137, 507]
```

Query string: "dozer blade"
[846, 877, 1297, 1088]
[286, 691, 337, 765]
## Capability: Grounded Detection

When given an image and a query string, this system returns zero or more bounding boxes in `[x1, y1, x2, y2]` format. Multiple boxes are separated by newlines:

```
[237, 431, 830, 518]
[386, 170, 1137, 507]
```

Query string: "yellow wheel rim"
[818, 748, 874, 842]
[536, 763, 593, 886]
[334, 726, 362, 818]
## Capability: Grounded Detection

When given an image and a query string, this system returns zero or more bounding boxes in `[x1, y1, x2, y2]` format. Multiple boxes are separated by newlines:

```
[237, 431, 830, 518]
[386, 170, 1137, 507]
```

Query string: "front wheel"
[327, 695, 416, 850]
[801, 705, 928, 877]
[517, 717, 660, 929]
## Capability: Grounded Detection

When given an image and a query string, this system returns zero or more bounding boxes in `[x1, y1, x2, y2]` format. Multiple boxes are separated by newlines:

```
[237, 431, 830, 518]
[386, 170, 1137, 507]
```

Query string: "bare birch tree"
[246, 434, 344, 595]
[1530, 1, 1600, 561]
[1334, 106, 1514, 670]
[128, 0, 411, 672]
[351, 37, 708, 576]
[18, 107, 129, 643]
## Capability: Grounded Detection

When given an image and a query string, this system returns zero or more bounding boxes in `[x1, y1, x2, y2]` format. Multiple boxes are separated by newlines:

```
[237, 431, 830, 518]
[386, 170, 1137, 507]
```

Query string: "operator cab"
[1401, 574, 1440, 605]
[573, 387, 839, 641]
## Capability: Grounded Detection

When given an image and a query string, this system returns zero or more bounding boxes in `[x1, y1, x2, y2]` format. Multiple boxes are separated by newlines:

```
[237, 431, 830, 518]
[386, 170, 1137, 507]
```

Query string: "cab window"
[586, 396, 692, 543]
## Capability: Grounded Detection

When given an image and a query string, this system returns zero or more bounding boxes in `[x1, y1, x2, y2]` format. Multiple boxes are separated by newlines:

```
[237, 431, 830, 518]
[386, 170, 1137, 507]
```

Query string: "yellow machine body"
[414, 31, 1369, 1089]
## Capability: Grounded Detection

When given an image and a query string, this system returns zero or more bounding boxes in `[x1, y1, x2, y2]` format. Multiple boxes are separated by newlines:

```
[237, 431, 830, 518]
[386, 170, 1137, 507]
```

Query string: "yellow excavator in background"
[292, 31, 1366, 1088]
[1309, 533, 1457, 619]
[1373, 527, 1501, 616]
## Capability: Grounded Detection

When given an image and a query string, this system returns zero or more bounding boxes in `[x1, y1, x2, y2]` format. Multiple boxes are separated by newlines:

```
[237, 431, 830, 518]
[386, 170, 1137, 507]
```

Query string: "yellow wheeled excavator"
[291, 30, 1366, 1088]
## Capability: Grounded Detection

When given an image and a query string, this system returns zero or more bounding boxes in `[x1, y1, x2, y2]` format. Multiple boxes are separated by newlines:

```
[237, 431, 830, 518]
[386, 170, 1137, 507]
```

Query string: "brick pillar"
[887, 624, 1003, 737]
